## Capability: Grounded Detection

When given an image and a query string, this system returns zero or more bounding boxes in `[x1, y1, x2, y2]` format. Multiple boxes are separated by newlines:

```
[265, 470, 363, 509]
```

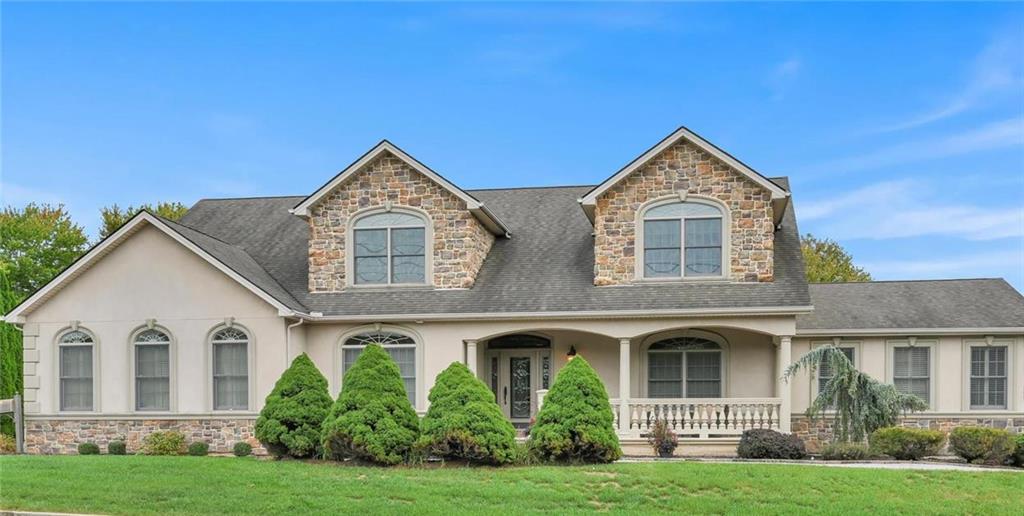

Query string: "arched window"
[133, 328, 171, 411]
[641, 200, 725, 278]
[352, 210, 427, 285]
[647, 337, 723, 398]
[59, 330, 95, 411]
[342, 331, 416, 404]
[211, 327, 249, 410]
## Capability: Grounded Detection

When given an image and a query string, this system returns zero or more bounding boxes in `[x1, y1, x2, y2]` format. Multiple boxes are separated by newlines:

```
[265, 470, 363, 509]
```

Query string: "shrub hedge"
[528, 356, 621, 463]
[255, 353, 333, 459]
[948, 427, 1015, 465]
[187, 442, 210, 457]
[107, 440, 127, 455]
[233, 442, 253, 457]
[736, 429, 807, 459]
[141, 431, 186, 456]
[321, 344, 419, 465]
[77, 442, 100, 455]
[417, 362, 516, 465]
[869, 427, 944, 460]
[1013, 433, 1024, 467]
[819, 441, 870, 461]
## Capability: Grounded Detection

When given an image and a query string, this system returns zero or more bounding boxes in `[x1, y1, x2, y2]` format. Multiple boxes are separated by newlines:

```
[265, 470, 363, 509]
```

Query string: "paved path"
[618, 457, 1023, 473]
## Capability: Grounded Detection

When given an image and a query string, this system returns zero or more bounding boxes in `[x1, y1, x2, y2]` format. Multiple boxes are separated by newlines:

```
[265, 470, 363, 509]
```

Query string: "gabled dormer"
[292, 141, 509, 293]
[579, 127, 790, 286]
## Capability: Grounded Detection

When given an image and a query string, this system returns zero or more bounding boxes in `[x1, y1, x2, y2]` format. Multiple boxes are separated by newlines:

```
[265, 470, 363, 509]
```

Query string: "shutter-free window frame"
[970, 346, 1008, 410]
[892, 345, 931, 406]
[817, 345, 856, 396]
[641, 200, 726, 280]
[58, 330, 96, 412]
[133, 328, 172, 412]
[211, 327, 250, 411]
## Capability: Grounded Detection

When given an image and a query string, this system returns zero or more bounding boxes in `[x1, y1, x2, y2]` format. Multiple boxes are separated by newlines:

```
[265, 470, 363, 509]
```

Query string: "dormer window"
[640, 199, 726, 279]
[352, 210, 428, 285]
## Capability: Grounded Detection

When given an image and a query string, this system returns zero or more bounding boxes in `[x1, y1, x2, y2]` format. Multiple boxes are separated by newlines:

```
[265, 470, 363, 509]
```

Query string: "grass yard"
[0, 456, 1021, 515]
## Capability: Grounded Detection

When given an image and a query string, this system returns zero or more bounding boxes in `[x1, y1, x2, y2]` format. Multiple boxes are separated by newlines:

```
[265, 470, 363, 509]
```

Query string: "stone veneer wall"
[792, 415, 1024, 453]
[24, 418, 265, 455]
[308, 151, 495, 292]
[593, 140, 775, 285]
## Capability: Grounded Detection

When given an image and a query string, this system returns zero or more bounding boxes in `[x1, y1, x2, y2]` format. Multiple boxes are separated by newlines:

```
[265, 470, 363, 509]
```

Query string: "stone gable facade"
[308, 152, 495, 292]
[593, 140, 775, 286]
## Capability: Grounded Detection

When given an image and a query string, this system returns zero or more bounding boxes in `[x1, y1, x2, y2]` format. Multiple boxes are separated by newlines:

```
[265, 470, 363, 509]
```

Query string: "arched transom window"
[343, 331, 416, 404]
[642, 201, 725, 278]
[353, 211, 427, 285]
[647, 337, 723, 398]
[134, 329, 171, 411]
[59, 330, 94, 411]
[212, 327, 249, 410]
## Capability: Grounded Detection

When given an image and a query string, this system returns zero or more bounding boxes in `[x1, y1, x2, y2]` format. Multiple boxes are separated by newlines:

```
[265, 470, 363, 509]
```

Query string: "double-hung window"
[970, 346, 1007, 409]
[353, 211, 426, 285]
[818, 346, 855, 395]
[343, 331, 417, 405]
[134, 329, 171, 411]
[893, 346, 930, 405]
[647, 337, 723, 398]
[212, 328, 249, 410]
[642, 201, 724, 279]
[59, 330, 94, 411]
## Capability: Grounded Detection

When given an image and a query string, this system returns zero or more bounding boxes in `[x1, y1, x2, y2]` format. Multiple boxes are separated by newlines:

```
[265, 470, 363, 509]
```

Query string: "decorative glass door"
[509, 357, 532, 419]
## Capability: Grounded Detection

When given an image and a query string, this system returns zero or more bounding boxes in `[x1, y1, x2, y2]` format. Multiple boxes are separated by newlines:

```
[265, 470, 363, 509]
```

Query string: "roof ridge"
[194, 195, 306, 202]
[810, 278, 1005, 285]
[466, 184, 596, 192]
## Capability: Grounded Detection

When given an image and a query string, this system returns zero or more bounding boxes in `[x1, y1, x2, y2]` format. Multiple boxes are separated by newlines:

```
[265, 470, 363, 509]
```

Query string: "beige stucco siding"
[22, 225, 289, 415]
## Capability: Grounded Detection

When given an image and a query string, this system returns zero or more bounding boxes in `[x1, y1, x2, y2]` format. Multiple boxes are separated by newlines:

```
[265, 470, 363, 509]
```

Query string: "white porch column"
[465, 340, 478, 376]
[618, 338, 631, 436]
[775, 335, 793, 433]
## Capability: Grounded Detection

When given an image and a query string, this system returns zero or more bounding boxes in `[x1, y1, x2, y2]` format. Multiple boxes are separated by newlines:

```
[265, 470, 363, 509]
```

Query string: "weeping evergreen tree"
[784, 345, 928, 442]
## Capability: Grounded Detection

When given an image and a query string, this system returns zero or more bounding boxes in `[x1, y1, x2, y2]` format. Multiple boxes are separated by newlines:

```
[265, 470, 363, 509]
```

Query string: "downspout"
[285, 317, 304, 367]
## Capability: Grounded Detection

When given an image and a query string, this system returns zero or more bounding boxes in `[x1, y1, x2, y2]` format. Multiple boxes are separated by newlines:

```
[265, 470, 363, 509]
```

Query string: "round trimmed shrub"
[188, 441, 210, 456]
[255, 353, 333, 459]
[142, 431, 186, 456]
[736, 429, 807, 459]
[233, 442, 253, 457]
[321, 344, 419, 465]
[417, 362, 516, 465]
[528, 356, 621, 463]
[107, 440, 127, 455]
[77, 442, 100, 455]
[948, 426, 1015, 465]
[869, 427, 944, 460]
[819, 441, 870, 461]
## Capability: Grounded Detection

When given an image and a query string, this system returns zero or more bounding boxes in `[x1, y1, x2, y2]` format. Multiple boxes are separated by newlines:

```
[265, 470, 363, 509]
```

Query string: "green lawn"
[0, 456, 1020, 515]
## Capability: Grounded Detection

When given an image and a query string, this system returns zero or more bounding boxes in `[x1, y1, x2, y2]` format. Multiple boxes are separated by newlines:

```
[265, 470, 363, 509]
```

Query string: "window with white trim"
[59, 330, 94, 411]
[970, 346, 1007, 409]
[893, 346, 930, 405]
[134, 329, 171, 411]
[818, 346, 855, 394]
[212, 327, 249, 410]
[353, 211, 427, 285]
[647, 337, 722, 398]
[642, 201, 724, 278]
[343, 331, 416, 404]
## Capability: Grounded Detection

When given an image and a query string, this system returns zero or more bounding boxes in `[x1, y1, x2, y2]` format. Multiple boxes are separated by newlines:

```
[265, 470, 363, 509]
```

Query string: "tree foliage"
[0, 204, 89, 300]
[528, 356, 621, 463]
[255, 353, 333, 459]
[99, 202, 188, 238]
[417, 362, 517, 464]
[800, 233, 872, 283]
[320, 344, 419, 465]
[0, 270, 22, 436]
[784, 345, 928, 442]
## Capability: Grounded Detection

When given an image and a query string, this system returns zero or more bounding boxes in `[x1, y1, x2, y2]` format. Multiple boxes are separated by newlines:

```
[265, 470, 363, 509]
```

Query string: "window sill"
[344, 284, 435, 291]
[631, 276, 733, 285]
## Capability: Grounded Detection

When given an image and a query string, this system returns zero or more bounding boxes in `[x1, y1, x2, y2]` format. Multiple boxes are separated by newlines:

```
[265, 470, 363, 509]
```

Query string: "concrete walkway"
[618, 457, 1023, 473]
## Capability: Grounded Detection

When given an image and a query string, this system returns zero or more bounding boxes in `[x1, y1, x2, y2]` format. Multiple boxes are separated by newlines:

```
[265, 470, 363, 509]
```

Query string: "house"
[4, 127, 1023, 456]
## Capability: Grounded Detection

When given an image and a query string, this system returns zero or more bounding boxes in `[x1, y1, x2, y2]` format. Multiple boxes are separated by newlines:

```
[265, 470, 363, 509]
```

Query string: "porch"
[465, 327, 793, 446]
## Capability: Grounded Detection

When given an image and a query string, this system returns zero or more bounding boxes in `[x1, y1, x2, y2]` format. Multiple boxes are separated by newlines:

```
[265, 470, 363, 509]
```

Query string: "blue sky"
[3, 3, 1023, 289]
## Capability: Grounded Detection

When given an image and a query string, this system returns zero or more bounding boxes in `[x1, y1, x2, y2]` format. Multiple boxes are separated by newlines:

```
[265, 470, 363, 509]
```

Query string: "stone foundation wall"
[792, 415, 1024, 452]
[24, 418, 265, 455]
[593, 140, 775, 285]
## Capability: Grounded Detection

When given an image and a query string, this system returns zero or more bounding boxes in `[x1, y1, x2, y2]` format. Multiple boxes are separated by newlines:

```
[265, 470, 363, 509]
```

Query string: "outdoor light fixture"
[567, 345, 577, 359]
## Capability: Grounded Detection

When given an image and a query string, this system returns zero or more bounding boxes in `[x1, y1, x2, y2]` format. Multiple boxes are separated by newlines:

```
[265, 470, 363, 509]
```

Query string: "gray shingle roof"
[797, 279, 1024, 330]
[178, 179, 813, 317]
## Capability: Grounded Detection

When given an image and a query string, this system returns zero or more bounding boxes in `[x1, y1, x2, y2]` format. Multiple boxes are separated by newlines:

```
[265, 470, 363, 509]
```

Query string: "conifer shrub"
[528, 356, 621, 463]
[416, 362, 516, 465]
[233, 441, 253, 457]
[255, 353, 333, 458]
[737, 429, 807, 459]
[187, 442, 210, 456]
[869, 427, 944, 460]
[321, 344, 419, 465]
[107, 440, 127, 455]
[77, 442, 100, 455]
[948, 426, 1015, 465]
[1012, 433, 1024, 467]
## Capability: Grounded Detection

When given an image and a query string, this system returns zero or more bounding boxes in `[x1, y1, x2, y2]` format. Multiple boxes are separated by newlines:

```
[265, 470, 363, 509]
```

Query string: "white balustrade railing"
[609, 398, 782, 439]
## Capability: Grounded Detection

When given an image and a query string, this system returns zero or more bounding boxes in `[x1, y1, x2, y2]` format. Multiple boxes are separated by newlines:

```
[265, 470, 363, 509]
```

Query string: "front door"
[488, 349, 551, 423]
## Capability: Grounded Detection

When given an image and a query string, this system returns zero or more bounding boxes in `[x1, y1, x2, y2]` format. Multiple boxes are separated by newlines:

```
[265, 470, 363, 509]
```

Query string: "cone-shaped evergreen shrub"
[255, 353, 333, 458]
[528, 356, 621, 463]
[417, 362, 516, 464]
[321, 344, 419, 465]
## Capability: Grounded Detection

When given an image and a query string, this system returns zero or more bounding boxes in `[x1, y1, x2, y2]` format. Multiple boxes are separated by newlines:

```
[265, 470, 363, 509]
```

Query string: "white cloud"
[875, 32, 1024, 133]
[766, 58, 802, 101]
[799, 179, 1024, 241]
[862, 250, 1024, 278]
[810, 117, 1024, 174]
